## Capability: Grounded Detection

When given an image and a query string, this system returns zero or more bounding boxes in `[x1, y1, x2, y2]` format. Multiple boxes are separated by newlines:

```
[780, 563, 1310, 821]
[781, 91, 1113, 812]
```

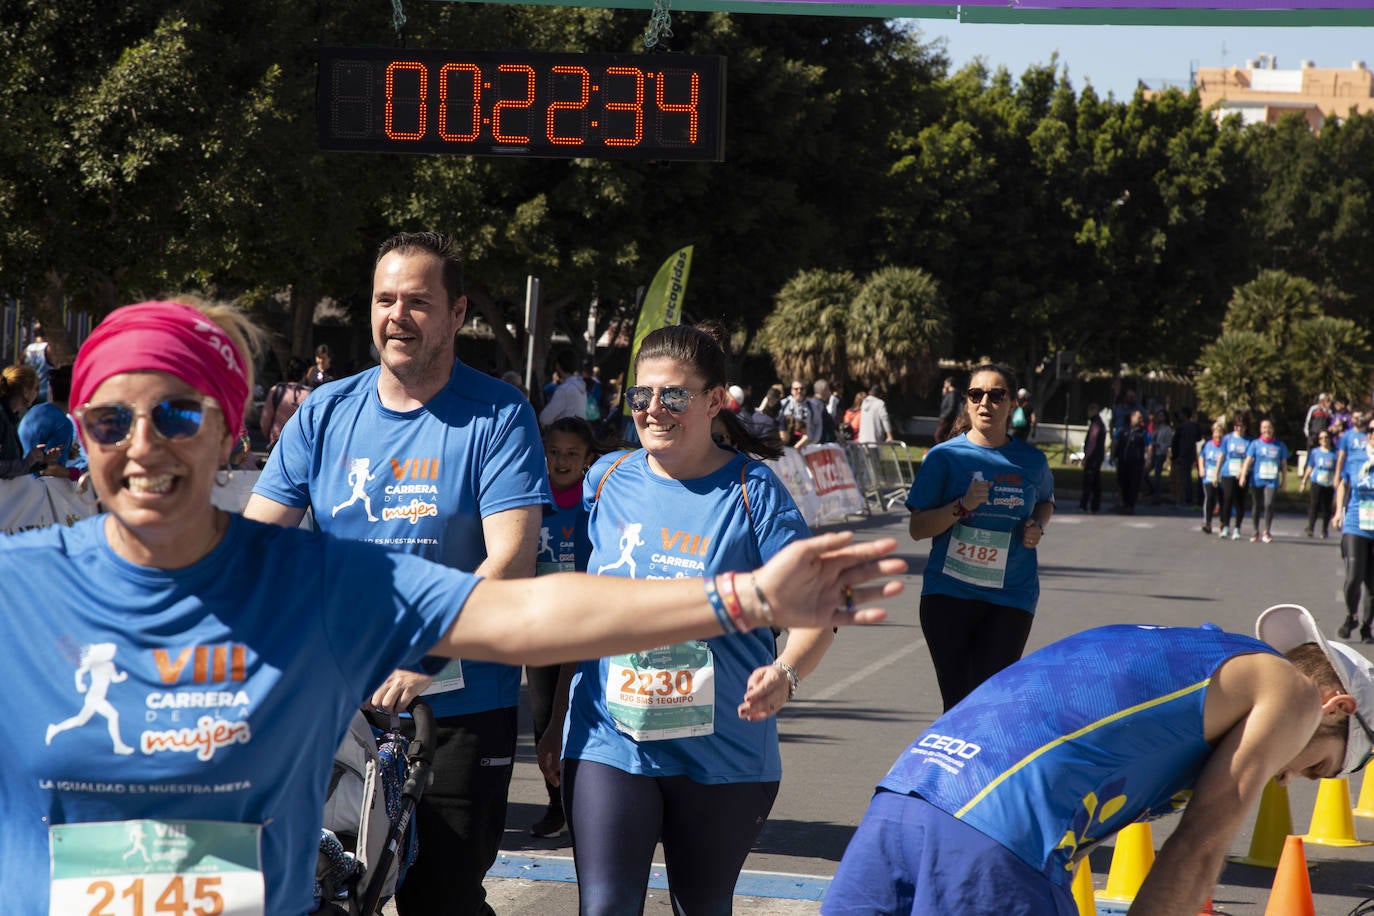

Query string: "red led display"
[318, 47, 726, 161]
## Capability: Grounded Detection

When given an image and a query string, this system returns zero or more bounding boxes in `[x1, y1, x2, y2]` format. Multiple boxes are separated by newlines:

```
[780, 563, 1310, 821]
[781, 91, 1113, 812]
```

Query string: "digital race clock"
[317, 47, 726, 161]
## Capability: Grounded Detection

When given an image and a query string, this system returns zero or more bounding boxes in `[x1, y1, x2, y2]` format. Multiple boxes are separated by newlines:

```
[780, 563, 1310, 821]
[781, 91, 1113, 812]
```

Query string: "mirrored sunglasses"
[966, 387, 1008, 405]
[625, 385, 703, 413]
[76, 397, 220, 448]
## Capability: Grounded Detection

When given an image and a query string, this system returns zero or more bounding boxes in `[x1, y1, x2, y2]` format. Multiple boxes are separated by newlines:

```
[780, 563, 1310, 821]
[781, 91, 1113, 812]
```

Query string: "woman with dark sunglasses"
[540, 323, 839, 915]
[0, 299, 906, 915]
[905, 363, 1055, 711]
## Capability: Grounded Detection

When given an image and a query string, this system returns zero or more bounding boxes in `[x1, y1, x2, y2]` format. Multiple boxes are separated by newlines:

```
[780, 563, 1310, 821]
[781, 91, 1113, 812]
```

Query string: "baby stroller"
[314, 700, 436, 915]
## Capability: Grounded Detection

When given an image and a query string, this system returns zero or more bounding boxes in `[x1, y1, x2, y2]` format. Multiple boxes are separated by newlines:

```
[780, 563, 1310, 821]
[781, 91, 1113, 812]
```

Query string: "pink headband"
[71, 301, 249, 428]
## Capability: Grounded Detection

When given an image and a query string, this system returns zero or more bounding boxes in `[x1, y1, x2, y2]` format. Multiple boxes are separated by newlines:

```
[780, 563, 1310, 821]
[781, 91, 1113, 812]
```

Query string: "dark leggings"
[1202, 482, 1221, 526]
[1220, 477, 1247, 530]
[1250, 486, 1277, 535]
[920, 593, 1034, 712]
[1307, 485, 1334, 535]
[1342, 534, 1374, 631]
[564, 758, 779, 916]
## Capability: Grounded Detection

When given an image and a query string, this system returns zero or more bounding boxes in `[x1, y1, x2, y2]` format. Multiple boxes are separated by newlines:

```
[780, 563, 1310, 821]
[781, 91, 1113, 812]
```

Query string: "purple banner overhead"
[1010, 0, 1374, 7]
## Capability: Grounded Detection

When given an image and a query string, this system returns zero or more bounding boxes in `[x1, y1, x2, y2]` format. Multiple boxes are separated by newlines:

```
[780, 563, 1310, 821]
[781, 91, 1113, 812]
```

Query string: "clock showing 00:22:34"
[317, 47, 727, 162]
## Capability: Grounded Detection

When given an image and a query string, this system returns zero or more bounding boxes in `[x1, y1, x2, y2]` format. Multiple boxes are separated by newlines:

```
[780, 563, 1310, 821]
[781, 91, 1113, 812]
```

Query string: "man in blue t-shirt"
[824, 606, 1374, 916]
[246, 231, 550, 915]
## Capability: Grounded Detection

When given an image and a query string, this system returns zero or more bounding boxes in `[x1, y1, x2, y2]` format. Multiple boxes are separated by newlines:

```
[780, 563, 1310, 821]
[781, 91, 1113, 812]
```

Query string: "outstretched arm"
[431, 533, 905, 667]
[372, 505, 542, 712]
[1127, 653, 1322, 915]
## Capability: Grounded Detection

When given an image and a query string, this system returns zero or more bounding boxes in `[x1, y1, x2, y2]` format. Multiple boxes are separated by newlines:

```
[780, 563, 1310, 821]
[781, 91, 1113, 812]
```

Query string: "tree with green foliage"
[757, 269, 859, 389]
[1242, 111, 1374, 318]
[1194, 330, 1283, 422]
[1287, 316, 1373, 410]
[845, 266, 950, 397]
[1222, 270, 1322, 346]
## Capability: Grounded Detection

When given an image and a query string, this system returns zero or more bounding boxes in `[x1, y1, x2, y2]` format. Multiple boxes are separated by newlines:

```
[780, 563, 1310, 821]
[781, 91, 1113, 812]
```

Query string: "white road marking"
[805, 640, 926, 703]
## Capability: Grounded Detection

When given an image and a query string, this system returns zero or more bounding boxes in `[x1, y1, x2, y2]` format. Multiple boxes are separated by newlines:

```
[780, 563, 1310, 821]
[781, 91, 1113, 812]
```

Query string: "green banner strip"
[960, 6, 1374, 25]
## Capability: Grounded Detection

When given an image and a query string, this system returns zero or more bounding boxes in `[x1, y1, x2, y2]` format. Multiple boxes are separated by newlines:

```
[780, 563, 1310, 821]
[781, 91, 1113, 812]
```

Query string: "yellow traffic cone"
[1304, 777, 1373, 847]
[1229, 778, 1294, 868]
[1071, 858, 1096, 916]
[1354, 770, 1374, 819]
[1263, 835, 1316, 916]
[1098, 822, 1154, 905]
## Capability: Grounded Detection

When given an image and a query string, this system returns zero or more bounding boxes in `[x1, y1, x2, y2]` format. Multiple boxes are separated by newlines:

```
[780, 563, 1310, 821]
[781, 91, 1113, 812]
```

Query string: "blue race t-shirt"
[1219, 434, 1250, 480]
[538, 496, 591, 575]
[1245, 438, 1290, 489]
[252, 359, 550, 718]
[563, 448, 808, 784]
[1340, 428, 1369, 459]
[0, 515, 473, 915]
[1341, 451, 1374, 540]
[880, 625, 1277, 893]
[905, 434, 1055, 613]
[1308, 447, 1338, 489]
[1199, 439, 1225, 483]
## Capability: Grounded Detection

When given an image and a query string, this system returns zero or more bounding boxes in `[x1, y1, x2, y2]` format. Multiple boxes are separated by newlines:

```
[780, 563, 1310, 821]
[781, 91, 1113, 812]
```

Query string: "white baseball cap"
[1256, 604, 1374, 776]
[728, 385, 745, 404]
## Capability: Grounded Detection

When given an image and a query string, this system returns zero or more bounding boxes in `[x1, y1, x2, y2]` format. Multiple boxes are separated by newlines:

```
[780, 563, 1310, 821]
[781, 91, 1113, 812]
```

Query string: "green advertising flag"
[623, 245, 693, 415]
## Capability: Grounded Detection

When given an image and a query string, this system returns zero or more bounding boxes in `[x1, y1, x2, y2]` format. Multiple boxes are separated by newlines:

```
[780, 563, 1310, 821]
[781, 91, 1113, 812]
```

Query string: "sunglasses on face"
[624, 385, 705, 413]
[966, 387, 1008, 405]
[76, 397, 220, 448]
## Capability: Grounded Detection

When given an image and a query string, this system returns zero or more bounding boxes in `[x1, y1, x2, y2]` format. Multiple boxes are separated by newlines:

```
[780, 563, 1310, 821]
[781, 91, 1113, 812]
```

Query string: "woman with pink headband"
[0, 299, 904, 914]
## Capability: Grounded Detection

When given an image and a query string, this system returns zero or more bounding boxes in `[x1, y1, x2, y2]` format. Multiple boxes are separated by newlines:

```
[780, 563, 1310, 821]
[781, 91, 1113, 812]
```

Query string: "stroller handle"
[404, 698, 436, 767]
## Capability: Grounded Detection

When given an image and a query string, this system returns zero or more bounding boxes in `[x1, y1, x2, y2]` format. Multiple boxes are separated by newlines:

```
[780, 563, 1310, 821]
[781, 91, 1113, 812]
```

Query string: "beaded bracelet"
[772, 660, 800, 700]
[718, 571, 750, 634]
[704, 576, 737, 635]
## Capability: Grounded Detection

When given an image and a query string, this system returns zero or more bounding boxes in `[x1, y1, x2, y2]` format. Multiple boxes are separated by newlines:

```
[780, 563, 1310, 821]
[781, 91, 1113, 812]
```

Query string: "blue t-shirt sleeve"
[320, 538, 476, 697]
[477, 399, 552, 517]
[906, 446, 950, 511]
[253, 401, 315, 508]
[1035, 453, 1055, 503]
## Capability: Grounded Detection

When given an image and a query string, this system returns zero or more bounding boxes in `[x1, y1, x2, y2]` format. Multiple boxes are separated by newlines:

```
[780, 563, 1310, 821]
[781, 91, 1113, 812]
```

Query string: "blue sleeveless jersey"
[880, 625, 1278, 891]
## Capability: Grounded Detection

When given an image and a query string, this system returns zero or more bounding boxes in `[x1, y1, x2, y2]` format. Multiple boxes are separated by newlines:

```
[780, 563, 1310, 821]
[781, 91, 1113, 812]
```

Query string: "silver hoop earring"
[216, 466, 232, 487]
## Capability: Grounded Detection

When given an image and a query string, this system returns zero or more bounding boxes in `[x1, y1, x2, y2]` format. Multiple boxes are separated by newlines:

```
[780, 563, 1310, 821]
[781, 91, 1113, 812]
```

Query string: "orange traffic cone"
[1197, 896, 1222, 915]
[1230, 778, 1294, 868]
[1071, 858, 1095, 916]
[1263, 835, 1315, 916]
[1098, 822, 1154, 905]
[1354, 770, 1374, 819]
[1304, 777, 1373, 847]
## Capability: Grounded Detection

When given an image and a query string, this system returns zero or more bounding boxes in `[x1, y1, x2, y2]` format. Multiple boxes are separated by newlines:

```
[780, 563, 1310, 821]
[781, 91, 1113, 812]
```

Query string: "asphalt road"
[423, 500, 1374, 915]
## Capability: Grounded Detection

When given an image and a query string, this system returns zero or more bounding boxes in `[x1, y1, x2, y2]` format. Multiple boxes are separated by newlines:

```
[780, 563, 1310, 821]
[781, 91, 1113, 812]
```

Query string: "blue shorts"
[822, 791, 1077, 916]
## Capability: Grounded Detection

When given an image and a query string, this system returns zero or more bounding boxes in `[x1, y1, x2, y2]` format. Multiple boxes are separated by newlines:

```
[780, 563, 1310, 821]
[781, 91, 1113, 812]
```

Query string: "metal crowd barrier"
[842, 442, 919, 511]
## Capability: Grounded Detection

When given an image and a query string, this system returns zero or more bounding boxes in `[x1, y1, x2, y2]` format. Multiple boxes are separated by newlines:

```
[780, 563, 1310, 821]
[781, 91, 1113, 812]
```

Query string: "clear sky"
[906, 21, 1374, 99]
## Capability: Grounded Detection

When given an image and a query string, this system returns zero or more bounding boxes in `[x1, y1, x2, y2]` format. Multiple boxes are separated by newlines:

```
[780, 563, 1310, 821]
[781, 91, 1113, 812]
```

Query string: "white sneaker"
[1218, 526, 1228, 539]
[1230, 529, 1241, 540]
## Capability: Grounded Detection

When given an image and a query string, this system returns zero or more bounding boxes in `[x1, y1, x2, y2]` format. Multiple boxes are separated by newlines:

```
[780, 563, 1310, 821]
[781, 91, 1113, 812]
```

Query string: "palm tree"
[757, 269, 860, 387]
[1195, 330, 1283, 421]
[1222, 269, 1322, 347]
[846, 266, 951, 396]
[1287, 316, 1373, 408]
